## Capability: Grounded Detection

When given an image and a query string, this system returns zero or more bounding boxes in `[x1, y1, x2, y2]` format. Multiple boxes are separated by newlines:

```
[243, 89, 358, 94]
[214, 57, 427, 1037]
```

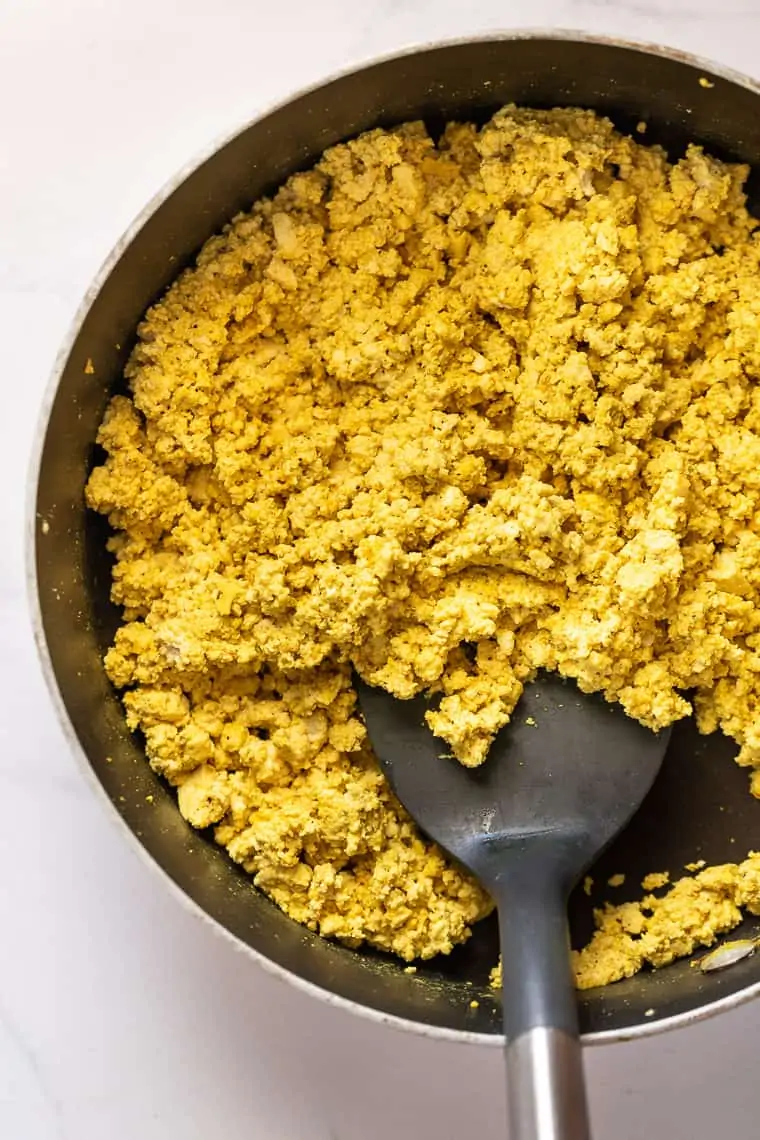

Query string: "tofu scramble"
[87, 106, 760, 987]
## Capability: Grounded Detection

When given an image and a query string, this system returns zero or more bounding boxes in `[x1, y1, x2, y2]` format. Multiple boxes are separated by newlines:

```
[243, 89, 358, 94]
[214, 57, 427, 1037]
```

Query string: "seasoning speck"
[84, 358, 95, 374]
[524, 716, 537, 727]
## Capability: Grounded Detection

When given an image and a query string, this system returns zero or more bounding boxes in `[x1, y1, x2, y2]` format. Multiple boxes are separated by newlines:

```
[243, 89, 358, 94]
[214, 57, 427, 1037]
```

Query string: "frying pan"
[29, 31, 760, 1044]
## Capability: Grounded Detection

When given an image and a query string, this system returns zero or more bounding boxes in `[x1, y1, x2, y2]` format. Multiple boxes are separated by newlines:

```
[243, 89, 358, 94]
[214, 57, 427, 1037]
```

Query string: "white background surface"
[4, 1, 760, 1137]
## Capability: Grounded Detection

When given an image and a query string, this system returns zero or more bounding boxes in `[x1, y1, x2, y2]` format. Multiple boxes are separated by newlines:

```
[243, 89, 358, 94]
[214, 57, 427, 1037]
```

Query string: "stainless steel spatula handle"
[496, 867, 591, 1140]
[507, 1028, 589, 1140]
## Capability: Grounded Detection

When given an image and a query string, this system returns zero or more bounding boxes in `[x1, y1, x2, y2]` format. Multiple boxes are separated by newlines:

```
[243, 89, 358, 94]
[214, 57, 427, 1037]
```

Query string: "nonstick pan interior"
[33, 34, 760, 1040]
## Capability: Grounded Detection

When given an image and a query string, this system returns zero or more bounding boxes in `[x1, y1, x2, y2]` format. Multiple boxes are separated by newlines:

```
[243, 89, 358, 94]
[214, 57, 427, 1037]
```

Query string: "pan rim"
[26, 26, 760, 1048]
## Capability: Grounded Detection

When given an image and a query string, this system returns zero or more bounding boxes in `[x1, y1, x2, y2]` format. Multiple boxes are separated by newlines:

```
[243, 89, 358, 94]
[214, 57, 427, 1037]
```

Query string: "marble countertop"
[4, 1, 760, 1137]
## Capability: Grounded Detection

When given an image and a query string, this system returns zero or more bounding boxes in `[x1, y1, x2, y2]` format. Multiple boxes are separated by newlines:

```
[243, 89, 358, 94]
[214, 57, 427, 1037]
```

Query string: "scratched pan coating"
[32, 34, 760, 1041]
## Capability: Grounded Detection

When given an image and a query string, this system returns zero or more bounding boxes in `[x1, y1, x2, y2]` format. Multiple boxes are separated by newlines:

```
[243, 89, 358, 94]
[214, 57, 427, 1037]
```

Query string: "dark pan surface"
[33, 34, 760, 1038]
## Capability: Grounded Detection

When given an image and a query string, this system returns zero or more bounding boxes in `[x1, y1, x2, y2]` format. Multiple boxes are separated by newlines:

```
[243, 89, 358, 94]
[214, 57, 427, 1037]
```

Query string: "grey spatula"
[356, 671, 671, 1140]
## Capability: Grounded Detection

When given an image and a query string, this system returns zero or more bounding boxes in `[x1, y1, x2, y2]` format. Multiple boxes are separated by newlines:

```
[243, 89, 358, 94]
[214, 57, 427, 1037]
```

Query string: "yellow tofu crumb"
[608, 874, 626, 888]
[641, 871, 670, 891]
[699, 77, 715, 89]
[87, 105, 760, 982]
[583, 876, 594, 897]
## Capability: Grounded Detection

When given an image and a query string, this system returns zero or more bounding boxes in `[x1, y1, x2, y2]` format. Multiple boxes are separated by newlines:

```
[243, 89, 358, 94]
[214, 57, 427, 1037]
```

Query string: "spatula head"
[356, 672, 671, 891]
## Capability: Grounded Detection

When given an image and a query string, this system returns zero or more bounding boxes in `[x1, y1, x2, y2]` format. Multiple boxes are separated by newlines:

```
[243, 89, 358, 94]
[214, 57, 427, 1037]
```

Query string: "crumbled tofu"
[572, 855, 760, 988]
[88, 106, 760, 980]
[641, 871, 670, 891]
